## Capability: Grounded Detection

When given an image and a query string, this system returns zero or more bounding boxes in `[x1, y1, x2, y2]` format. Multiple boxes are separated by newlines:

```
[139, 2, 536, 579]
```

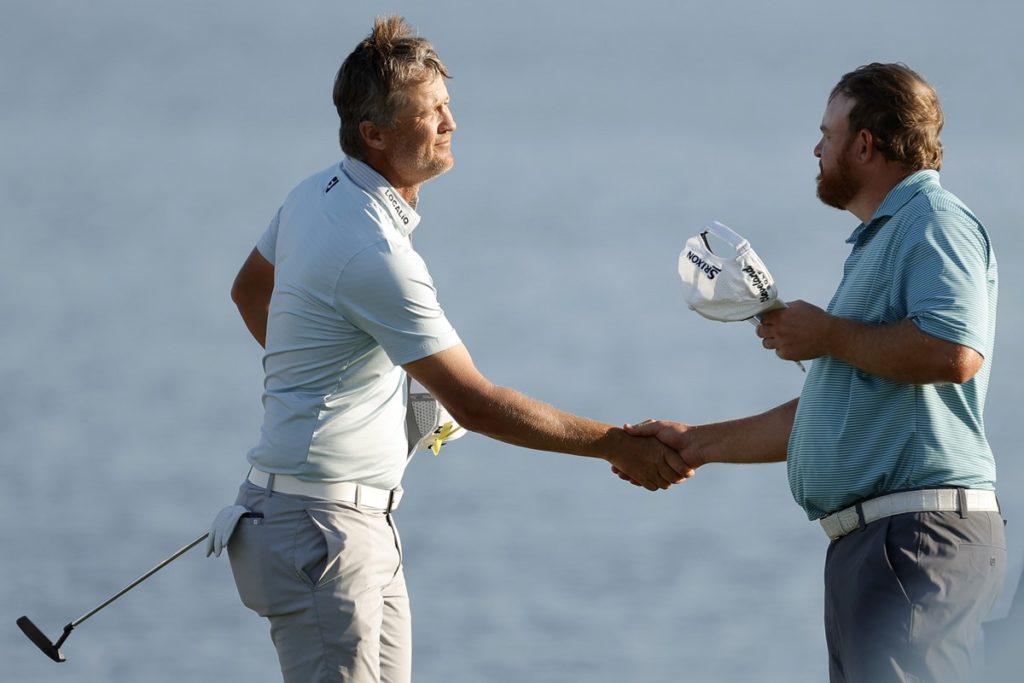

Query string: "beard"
[390, 136, 454, 188]
[816, 148, 861, 210]
[420, 150, 454, 179]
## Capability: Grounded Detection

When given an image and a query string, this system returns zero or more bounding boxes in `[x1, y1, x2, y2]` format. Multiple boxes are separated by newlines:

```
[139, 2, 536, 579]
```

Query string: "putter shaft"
[17, 531, 209, 663]
[70, 532, 209, 628]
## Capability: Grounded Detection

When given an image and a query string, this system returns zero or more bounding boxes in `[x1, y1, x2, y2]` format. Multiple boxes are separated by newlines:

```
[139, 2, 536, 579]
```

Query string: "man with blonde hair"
[628, 63, 1005, 681]
[217, 16, 690, 683]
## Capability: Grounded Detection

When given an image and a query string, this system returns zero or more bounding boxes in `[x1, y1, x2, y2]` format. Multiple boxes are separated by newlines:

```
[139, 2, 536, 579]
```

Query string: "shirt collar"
[341, 157, 421, 237]
[845, 169, 941, 244]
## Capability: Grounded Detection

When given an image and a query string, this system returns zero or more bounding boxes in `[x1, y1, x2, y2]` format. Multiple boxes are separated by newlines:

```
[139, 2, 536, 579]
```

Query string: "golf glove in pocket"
[406, 378, 465, 456]
[205, 505, 250, 557]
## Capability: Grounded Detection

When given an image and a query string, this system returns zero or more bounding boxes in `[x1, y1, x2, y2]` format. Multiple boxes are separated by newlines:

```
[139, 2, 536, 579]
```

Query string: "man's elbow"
[445, 400, 491, 435]
[230, 279, 244, 308]
[231, 249, 274, 310]
[945, 347, 983, 384]
[231, 277, 266, 313]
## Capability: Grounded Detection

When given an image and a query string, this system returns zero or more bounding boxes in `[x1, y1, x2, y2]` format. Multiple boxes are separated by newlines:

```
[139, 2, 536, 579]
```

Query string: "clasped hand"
[608, 422, 702, 491]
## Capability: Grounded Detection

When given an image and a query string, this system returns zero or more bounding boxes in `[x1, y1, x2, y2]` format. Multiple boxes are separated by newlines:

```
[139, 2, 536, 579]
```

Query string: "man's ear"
[360, 120, 388, 151]
[853, 128, 875, 163]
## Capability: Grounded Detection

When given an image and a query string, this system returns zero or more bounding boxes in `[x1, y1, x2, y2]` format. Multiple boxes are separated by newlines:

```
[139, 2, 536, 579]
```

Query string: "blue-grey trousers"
[824, 509, 1006, 682]
[228, 481, 411, 683]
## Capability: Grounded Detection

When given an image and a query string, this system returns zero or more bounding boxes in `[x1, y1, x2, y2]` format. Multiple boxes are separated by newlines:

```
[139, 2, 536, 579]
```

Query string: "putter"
[17, 532, 209, 663]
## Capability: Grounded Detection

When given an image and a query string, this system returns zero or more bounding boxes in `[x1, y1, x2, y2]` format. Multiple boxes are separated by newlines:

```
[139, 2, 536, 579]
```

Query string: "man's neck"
[848, 166, 914, 224]
[399, 186, 420, 209]
[362, 155, 420, 209]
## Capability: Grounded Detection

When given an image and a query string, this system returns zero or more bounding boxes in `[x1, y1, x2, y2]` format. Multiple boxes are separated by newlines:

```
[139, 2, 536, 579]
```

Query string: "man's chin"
[816, 195, 847, 211]
[816, 178, 849, 210]
[431, 156, 455, 177]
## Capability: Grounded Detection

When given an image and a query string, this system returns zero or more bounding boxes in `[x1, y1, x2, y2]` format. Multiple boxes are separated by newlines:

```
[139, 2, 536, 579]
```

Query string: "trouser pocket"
[227, 514, 273, 616]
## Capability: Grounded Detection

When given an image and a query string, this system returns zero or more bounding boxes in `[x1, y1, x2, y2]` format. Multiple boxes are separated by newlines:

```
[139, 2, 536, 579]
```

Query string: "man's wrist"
[685, 424, 710, 468]
[817, 312, 838, 359]
[598, 425, 630, 463]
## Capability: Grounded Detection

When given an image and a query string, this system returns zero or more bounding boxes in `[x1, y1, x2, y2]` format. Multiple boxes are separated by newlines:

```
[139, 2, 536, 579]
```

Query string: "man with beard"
[625, 63, 1004, 682]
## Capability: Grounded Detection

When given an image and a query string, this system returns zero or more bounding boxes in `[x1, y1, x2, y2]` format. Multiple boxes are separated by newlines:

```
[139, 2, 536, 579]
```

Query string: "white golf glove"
[205, 505, 249, 557]
[407, 379, 466, 455]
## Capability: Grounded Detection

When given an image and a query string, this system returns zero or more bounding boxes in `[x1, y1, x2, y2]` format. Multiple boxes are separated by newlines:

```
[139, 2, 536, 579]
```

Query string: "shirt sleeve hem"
[386, 330, 463, 367]
[911, 316, 988, 358]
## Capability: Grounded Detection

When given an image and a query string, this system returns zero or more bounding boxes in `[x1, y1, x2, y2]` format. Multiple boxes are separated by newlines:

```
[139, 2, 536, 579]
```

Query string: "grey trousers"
[228, 481, 411, 683]
[824, 510, 1006, 683]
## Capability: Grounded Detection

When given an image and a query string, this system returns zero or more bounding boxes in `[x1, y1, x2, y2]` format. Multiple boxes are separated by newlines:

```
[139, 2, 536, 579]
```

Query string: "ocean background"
[3, 1, 1022, 681]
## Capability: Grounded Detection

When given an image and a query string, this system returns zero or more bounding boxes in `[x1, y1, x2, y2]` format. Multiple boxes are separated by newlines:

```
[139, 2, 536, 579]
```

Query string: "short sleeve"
[334, 242, 461, 365]
[255, 207, 281, 264]
[895, 211, 992, 355]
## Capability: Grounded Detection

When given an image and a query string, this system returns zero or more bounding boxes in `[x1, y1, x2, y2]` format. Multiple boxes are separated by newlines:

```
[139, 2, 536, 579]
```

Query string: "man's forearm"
[825, 317, 980, 384]
[693, 398, 797, 465]
[762, 302, 982, 385]
[406, 345, 624, 460]
[454, 383, 624, 460]
[236, 302, 268, 348]
[231, 247, 274, 348]
[403, 344, 689, 489]
[453, 384, 690, 489]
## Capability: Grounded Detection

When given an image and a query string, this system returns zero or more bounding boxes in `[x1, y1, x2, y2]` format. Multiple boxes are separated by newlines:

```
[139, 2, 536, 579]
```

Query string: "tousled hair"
[333, 16, 449, 160]
[830, 62, 943, 171]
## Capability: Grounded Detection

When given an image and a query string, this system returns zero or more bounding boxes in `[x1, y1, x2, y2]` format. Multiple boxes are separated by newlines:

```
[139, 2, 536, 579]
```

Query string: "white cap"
[677, 221, 782, 322]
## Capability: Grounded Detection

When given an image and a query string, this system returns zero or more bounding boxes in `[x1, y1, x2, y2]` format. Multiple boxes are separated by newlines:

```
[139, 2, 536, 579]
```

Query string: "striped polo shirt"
[788, 170, 998, 520]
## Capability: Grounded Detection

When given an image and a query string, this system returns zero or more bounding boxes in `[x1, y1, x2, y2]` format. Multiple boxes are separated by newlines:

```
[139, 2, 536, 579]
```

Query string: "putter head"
[16, 616, 67, 662]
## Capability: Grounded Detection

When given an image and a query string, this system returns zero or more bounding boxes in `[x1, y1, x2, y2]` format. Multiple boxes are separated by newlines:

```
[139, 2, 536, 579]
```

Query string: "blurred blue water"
[3, 1, 1023, 681]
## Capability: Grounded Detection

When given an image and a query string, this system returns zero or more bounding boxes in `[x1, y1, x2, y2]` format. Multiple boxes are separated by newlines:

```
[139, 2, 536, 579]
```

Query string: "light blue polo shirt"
[788, 170, 998, 520]
[246, 158, 461, 490]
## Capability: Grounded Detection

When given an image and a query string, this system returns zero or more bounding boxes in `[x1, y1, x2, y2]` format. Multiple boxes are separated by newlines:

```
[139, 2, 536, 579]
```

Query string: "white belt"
[247, 469, 403, 512]
[819, 488, 999, 541]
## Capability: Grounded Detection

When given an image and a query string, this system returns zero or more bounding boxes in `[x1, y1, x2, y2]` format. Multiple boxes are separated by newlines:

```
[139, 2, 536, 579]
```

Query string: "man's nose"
[441, 107, 456, 133]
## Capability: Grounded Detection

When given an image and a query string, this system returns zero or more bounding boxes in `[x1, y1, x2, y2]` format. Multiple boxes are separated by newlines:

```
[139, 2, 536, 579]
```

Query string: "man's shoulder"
[270, 168, 398, 286]
[283, 162, 342, 198]
[899, 177, 976, 221]
[919, 182, 970, 212]
[885, 181, 993, 274]
[890, 181, 983, 243]
[287, 163, 366, 208]
[282, 164, 391, 235]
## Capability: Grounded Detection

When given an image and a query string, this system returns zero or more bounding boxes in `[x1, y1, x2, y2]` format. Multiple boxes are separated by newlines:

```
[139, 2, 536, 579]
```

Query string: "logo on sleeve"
[324, 176, 339, 193]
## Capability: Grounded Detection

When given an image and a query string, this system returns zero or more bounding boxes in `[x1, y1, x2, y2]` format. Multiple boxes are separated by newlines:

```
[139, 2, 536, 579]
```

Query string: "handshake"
[608, 420, 700, 491]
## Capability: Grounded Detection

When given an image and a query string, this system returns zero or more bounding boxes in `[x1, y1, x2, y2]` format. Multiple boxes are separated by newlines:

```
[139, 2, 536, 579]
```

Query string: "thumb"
[623, 420, 660, 436]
